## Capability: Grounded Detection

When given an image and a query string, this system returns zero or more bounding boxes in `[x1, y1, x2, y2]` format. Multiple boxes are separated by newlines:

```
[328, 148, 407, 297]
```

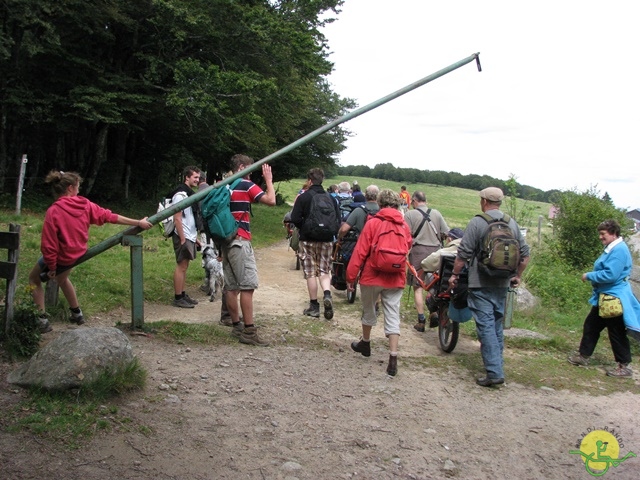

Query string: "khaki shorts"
[221, 239, 258, 290]
[172, 235, 196, 263]
[407, 244, 438, 287]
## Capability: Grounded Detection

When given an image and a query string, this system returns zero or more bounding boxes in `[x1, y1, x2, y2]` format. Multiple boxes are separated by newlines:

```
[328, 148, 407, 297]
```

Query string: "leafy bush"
[525, 246, 591, 312]
[549, 187, 631, 269]
[2, 305, 42, 358]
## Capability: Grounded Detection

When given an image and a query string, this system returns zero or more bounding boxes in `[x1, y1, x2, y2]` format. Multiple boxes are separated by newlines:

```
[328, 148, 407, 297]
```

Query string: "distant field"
[275, 175, 552, 233]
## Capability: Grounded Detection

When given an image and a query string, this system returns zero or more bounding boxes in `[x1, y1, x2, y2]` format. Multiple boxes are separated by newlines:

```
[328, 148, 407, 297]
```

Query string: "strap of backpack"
[412, 208, 432, 238]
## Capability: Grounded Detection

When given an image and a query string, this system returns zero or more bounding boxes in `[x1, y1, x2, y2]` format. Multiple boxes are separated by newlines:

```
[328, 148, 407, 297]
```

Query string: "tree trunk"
[82, 123, 109, 195]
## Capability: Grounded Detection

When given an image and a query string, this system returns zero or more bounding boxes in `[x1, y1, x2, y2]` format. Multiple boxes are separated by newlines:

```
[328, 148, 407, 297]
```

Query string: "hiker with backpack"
[447, 187, 530, 387]
[167, 166, 202, 308]
[404, 191, 449, 331]
[337, 185, 380, 241]
[218, 154, 276, 346]
[347, 189, 412, 376]
[290, 168, 341, 320]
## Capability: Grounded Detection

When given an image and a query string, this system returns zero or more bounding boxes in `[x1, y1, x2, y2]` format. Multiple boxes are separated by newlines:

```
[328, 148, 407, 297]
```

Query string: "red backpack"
[369, 219, 410, 273]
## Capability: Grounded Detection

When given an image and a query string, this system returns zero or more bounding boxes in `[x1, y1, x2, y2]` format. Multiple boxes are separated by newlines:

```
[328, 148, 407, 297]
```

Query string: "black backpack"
[301, 191, 340, 241]
[476, 213, 521, 278]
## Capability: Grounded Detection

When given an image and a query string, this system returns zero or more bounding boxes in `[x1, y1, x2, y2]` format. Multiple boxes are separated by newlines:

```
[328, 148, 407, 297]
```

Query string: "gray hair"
[364, 185, 379, 201]
[338, 181, 351, 193]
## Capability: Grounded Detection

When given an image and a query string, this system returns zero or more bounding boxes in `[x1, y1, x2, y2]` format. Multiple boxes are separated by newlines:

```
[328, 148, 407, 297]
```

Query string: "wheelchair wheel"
[438, 302, 459, 353]
[347, 277, 358, 303]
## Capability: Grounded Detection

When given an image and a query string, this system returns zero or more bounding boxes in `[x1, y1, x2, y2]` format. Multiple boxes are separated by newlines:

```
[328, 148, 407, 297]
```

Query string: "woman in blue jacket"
[568, 219, 640, 377]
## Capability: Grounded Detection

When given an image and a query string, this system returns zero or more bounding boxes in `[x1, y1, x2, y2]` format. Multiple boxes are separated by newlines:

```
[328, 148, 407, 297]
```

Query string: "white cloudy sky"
[321, 0, 639, 210]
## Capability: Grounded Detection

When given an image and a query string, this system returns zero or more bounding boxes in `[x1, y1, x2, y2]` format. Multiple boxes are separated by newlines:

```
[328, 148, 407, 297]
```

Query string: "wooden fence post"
[1, 224, 21, 336]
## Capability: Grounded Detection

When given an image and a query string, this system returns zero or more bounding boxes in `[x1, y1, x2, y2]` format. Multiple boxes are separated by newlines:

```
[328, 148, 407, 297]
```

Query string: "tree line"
[1, 0, 351, 201]
[337, 163, 564, 202]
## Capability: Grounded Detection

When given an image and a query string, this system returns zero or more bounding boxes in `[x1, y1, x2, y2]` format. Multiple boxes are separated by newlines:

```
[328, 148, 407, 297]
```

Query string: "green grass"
[3, 358, 147, 448]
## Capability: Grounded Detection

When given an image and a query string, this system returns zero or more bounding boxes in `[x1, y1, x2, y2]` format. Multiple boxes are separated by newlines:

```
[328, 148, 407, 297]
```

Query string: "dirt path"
[1, 241, 639, 479]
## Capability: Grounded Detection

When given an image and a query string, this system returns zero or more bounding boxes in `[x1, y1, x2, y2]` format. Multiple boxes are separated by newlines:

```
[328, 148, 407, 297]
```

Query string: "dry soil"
[1, 240, 639, 479]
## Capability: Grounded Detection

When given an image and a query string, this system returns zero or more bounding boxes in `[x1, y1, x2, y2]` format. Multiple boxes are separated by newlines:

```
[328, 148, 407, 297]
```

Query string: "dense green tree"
[549, 187, 631, 270]
[0, 0, 351, 200]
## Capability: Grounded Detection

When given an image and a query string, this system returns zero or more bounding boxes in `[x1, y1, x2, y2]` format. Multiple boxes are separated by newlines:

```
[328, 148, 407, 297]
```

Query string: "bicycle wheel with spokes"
[438, 303, 459, 353]
[347, 277, 358, 303]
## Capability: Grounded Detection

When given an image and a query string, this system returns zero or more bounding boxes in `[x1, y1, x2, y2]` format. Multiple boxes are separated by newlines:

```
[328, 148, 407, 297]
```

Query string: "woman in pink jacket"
[346, 189, 412, 376]
[29, 171, 153, 332]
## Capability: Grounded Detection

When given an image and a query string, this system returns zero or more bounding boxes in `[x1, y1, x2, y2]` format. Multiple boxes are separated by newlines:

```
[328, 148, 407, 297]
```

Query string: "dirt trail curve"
[1, 240, 639, 479]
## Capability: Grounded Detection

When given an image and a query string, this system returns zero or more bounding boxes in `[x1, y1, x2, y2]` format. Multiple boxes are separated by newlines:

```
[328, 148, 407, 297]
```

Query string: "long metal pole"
[78, 52, 481, 264]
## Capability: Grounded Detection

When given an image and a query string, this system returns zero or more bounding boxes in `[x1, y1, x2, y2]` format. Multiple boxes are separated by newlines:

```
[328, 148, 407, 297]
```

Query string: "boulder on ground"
[7, 327, 133, 391]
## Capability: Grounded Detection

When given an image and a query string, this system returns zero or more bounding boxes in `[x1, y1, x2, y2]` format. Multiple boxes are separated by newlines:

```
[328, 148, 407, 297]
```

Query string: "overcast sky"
[321, 0, 639, 210]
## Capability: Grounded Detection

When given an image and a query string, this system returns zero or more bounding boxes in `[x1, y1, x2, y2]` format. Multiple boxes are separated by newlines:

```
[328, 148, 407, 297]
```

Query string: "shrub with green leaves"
[2, 305, 42, 358]
[525, 246, 591, 312]
[549, 187, 632, 270]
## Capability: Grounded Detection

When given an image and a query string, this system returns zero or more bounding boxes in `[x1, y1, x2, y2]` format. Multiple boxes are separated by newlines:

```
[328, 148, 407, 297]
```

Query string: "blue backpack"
[201, 179, 243, 242]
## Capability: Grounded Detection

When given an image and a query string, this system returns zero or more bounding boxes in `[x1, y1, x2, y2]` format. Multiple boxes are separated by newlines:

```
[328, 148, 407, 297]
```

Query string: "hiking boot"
[69, 309, 85, 325]
[351, 339, 371, 357]
[184, 294, 198, 305]
[239, 325, 269, 347]
[568, 353, 589, 366]
[429, 313, 439, 328]
[606, 363, 633, 378]
[323, 295, 334, 320]
[231, 322, 244, 337]
[38, 315, 52, 333]
[303, 302, 320, 318]
[387, 355, 398, 376]
[172, 297, 195, 309]
[219, 316, 233, 327]
[413, 322, 426, 332]
[476, 376, 505, 387]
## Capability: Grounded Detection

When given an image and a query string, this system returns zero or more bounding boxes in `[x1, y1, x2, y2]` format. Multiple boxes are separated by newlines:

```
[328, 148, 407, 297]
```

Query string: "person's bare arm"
[259, 164, 276, 206]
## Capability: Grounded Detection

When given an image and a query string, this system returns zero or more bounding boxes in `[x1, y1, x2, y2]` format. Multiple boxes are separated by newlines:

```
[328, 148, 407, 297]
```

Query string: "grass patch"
[148, 321, 234, 345]
[4, 358, 148, 448]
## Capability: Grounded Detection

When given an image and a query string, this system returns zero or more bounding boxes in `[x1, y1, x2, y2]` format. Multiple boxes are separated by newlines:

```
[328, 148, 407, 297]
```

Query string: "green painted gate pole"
[123, 235, 144, 329]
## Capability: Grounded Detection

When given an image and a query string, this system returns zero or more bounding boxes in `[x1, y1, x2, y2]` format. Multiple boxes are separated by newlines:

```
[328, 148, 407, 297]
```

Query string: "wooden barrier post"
[1, 224, 21, 336]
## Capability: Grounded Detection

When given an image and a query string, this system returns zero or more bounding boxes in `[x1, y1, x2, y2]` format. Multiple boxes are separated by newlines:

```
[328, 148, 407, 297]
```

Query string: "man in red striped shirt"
[221, 154, 276, 346]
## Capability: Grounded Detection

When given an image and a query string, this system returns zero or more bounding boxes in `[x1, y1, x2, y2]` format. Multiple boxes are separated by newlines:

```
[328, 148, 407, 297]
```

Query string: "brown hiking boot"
[231, 322, 244, 338]
[568, 353, 589, 366]
[413, 322, 426, 332]
[239, 325, 269, 347]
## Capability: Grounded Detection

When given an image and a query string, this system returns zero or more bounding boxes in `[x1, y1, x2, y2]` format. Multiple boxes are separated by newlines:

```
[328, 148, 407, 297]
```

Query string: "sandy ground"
[1, 239, 639, 479]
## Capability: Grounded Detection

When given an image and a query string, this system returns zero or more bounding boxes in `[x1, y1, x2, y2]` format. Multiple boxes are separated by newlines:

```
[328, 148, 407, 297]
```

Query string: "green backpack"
[201, 179, 243, 242]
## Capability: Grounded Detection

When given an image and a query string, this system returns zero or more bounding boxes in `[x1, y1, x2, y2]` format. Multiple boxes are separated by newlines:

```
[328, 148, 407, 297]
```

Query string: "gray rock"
[514, 286, 539, 311]
[7, 327, 133, 391]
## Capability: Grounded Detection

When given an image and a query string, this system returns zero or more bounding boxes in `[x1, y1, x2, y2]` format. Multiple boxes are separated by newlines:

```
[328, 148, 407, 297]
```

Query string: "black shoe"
[303, 303, 320, 318]
[323, 295, 333, 320]
[413, 322, 426, 332]
[351, 339, 371, 357]
[429, 313, 439, 328]
[184, 294, 198, 305]
[387, 355, 397, 376]
[476, 376, 505, 387]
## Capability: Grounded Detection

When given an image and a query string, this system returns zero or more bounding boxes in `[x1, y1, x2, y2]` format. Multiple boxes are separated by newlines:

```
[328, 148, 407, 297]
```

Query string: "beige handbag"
[598, 293, 623, 318]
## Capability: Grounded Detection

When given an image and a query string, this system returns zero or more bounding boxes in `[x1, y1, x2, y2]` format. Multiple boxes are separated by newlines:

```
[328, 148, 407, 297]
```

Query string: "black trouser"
[579, 306, 631, 364]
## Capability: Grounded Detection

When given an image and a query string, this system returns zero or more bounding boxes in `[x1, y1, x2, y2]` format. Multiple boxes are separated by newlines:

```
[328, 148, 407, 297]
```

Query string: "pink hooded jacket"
[41, 196, 118, 272]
